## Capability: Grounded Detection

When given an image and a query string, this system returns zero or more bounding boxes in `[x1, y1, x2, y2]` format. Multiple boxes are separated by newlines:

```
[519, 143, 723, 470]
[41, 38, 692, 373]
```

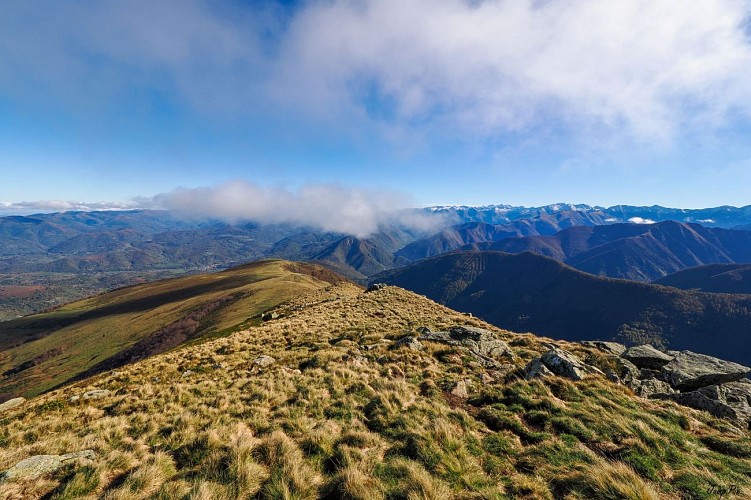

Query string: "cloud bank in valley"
[145, 181, 442, 237]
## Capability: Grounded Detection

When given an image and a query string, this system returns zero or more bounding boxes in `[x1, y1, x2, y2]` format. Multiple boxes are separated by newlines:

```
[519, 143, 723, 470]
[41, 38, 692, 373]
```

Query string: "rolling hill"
[375, 251, 751, 365]
[654, 263, 751, 294]
[1, 283, 751, 498]
[464, 221, 751, 281]
[0, 260, 347, 400]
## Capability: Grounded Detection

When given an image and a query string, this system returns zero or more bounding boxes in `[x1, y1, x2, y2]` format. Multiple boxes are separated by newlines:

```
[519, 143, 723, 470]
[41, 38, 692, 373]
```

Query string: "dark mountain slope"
[470, 221, 751, 281]
[375, 251, 751, 365]
[655, 263, 751, 294]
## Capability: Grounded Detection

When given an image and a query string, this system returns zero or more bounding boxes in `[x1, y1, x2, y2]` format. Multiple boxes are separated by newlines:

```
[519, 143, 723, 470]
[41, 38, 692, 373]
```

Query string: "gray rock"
[524, 358, 554, 380]
[0, 450, 95, 483]
[365, 283, 387, 293]
[669, 380, 751, 427]
[261, 311, 279, 321]
[634, 378, 675, 399]
[450, 379, 471, 399]
[614, 358, 641, 387]
[662, 351, 751, 391]
[621, 345, 673, 369]
[82, 389, 110, 400]
[419, 325, 513, 359]
[252, 355, 276, 368]
[581, 341, 627, 356]
[0, 397, 25, 413]
[540, 348, 600, 381]
[392, 336, 424, 351]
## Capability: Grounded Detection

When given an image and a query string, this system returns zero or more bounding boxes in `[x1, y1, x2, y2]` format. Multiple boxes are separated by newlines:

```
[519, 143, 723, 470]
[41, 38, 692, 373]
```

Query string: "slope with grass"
[375, 251, 751, 365]
[0, 260, 347, 400]
[1, 284, 751, 498]
[654, 263, 751, 294]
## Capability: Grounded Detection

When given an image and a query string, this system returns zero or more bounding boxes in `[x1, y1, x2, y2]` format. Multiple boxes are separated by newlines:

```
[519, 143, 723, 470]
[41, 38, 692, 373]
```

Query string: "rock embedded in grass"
[539, 348, 601, 381]
[252, 355, 276, 368]
[581, 340, 627, 356]
[0, 397, 25, 413]
[0, 450, 95, 483]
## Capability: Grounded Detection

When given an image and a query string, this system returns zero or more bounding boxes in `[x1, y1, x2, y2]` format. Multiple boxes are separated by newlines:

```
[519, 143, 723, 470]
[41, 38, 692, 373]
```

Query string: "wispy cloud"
[628, 217, 657, 225]
[2, 0, 750, 145]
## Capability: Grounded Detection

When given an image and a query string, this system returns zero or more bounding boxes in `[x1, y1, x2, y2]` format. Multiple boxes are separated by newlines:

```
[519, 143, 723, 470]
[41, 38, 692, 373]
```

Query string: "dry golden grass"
[0, 284, 750, 498]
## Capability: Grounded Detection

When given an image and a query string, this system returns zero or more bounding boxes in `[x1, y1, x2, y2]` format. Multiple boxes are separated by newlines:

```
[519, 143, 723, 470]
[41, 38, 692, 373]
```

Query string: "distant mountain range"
[458, 221, 751, 281]
[4, 205, 751, 318]
[375, 251, 751, 365]
[428, 203, 751, 228]
[654, 263, 751, 294]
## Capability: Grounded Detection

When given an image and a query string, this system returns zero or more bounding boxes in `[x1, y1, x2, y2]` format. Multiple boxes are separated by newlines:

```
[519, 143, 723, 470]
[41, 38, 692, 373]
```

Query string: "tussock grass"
[0, 284, 750, 498]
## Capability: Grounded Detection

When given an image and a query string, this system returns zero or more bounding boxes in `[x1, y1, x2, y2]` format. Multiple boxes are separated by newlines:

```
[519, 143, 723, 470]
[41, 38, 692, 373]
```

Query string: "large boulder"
[581, 341, 627, 356]
[633, 378, 675, 399]
[0, 450, 95, 483]
[392, 336, 424, 351]
[669, 380, 751, 428]
[0, 397, 25, 413]
[539, 348, 600, 381]
[661, 351, 751, 391]
[621, 345, 673, 369]
[419, 326, 513, 358]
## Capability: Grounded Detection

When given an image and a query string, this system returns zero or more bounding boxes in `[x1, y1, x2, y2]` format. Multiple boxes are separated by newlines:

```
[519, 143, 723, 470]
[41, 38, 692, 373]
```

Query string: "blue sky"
[2, 0, 751, 214]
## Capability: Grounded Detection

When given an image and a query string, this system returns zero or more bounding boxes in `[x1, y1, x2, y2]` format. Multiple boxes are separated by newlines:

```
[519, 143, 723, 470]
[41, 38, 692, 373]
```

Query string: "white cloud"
[144, 180, 443, 237]
[0, 200, 135, 214]
[1, 0, 750, 144]
[628, 217, 656, 224]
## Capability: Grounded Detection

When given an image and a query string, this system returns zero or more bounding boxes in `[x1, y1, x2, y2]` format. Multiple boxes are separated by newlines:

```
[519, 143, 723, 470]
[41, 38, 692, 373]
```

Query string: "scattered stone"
[391, 336, 424, 351]
[68, 395, 80, 403]
[416, 326, 433, 335]
[82, 389, 110, 400]
[524, 358, 554, 380]
[365, 283, 387, 293]
[621, 345, 673, 369]
[540, 348, 599, 381]
[634, 378, 675, 399]
[363, 343, 382, 351]
[669, 380, 751, 427]
[0, 397, 25, 413]
[0, 450, 95, 483]
[481, 372, 495, 385]
[252, 355, 276, 368]
[450, 379, 471, 399]
[181, 370, 193, 377]
[581, 341, 627, 356]
[662, 351, 751, 391]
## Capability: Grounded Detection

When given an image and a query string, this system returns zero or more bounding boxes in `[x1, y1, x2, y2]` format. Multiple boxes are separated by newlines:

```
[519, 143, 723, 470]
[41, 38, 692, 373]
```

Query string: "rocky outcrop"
[668, 381, 751, 425]
[524, 348, 602, 381]
[577, 340, 751, 428]
[523, 358, 554, 380]
[0, 450, 95, 482]
[0, 397, 25, 413]
[622, 345, 673, 369]
[419, 326, 513, 358]
[661, 351, 751, 391]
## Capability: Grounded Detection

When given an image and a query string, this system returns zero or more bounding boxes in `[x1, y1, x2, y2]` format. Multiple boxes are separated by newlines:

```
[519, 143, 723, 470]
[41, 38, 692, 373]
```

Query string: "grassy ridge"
[0, 285, 750, 498]
[0, 260, 346, 399]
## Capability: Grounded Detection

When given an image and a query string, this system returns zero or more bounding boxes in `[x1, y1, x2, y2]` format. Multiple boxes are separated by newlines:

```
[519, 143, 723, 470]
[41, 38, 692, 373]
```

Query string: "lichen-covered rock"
[252, 355, 276, 368]
[661, 351, 751, 391]
[621, 345, 673, 369]
[634, 378, 675, 399]
[0, 397, 25, 413]
[524, 358, 554, 380]
[581, 341, 627, 356]
[419, 325, 513, 358]
[540, 348, 598, 381]
[0, 450, 95, 483]
[392, 336, 424, 351]
[614, 358, 641, 387]
[669, 380, 751, 427]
